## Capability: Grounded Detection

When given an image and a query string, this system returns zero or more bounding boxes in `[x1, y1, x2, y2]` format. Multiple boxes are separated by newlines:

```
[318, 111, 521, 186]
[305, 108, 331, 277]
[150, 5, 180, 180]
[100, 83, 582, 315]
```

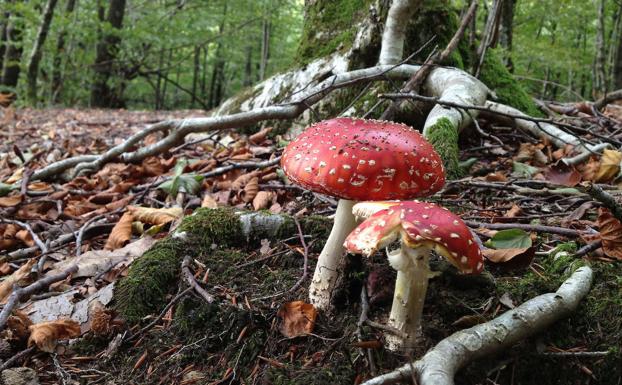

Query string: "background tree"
[26, 0, 58, 104]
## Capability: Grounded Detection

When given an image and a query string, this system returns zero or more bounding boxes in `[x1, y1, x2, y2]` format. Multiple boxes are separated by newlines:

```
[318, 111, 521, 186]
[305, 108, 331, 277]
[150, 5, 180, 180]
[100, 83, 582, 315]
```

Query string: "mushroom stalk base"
[386, 247, 430, 351]
[309, 199, 357, 310]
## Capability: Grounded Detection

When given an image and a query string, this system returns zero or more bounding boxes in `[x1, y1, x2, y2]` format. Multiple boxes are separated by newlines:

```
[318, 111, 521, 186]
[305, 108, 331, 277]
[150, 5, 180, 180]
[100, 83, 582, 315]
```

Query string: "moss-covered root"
[479, 49, 543, 117]
[114, 208, 332, 322]
[425, 117, 461, 179]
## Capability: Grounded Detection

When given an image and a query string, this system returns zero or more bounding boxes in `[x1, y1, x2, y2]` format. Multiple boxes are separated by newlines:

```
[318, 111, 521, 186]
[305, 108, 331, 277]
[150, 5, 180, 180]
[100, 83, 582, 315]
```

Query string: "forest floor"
[0, 105, 621, 385]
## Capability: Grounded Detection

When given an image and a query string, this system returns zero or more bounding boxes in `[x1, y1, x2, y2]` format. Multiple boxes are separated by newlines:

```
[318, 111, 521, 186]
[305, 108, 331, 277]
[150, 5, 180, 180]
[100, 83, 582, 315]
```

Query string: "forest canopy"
[0, 0, 620, 109]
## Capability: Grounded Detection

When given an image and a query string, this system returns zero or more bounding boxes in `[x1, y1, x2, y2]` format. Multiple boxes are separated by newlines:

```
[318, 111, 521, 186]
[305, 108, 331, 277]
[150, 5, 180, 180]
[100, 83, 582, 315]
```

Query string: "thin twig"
[579, 182, 622, 222]
[286, 217, 309, 293]
[0, 346, 36, 371]
[465, 221, 581, 238]
[182, 256, 215, 303]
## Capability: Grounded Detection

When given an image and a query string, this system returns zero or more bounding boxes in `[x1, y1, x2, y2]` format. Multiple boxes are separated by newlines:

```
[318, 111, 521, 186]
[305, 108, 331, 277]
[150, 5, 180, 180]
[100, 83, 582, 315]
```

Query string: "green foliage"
[157, 159, 203, 197]
[485, 229, 532, 249]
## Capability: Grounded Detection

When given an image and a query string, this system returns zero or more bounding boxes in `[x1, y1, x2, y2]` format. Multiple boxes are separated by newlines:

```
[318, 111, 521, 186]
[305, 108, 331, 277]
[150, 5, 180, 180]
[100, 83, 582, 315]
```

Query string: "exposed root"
[361, 266, 594, 385]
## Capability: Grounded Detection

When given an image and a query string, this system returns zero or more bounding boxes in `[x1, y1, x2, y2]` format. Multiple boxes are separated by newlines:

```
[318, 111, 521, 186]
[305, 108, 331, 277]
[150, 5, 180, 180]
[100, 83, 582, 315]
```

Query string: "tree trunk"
[191, 46, 200, 107]
[51, 0, 77, 104]
[0, 9, 9, 76]
[594, 0, 607, 97]
[499, 0, 515, 71]
[26, 0, 58, 104]
[259, 15, 270, 81]
[613, 8, 622, 89]
[208, 2, 227, 109]
[243, 45, 252, 87]
[90, 0, 127, 108]
[1, 7, 23, 88]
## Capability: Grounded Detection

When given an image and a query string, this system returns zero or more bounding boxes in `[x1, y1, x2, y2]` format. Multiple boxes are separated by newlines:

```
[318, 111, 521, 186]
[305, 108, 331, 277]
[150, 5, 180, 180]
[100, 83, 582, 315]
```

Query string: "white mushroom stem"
[385, 245, 431, 351]
[308, 199, 357, 310]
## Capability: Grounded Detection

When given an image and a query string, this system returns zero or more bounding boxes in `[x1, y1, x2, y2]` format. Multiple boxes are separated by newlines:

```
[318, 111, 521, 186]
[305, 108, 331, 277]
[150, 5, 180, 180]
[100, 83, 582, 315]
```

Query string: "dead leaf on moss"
[28, 319, 81, 352]
[201, 194, 219, 209]
[595, 149, 622, 182]
[127, 206, 183, 225]
[483, 246, 535, 271]
[597, 208, 622, 260]
[277, 301, 317, 338]
[104, 211, 134, 250]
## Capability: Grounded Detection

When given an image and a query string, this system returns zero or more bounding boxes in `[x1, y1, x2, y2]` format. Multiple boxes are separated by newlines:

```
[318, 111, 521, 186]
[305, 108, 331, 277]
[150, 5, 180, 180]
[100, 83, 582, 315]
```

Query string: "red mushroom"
[281, 117, 445, 310]
[344, 200, 484, 351]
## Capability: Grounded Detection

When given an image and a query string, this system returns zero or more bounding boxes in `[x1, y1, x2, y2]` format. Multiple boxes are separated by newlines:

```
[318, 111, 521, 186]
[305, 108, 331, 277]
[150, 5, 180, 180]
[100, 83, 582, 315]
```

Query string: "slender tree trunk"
[191, 45, 200, 107]
[51, 0, 76, 104]
[243, 45, 252, 86]
[259, 16, 270, 81]
[26, 0, 58, 104]
[200, 46, 208, 101]
[594, 0, 606, 97]
[0, 8, 9, 75]
[1, 6, 23, 88]
[90, 0, 127, 107]
[613, 6, 622, 89]
[208, 2, 227, 108]
[499, 0, 515, 71]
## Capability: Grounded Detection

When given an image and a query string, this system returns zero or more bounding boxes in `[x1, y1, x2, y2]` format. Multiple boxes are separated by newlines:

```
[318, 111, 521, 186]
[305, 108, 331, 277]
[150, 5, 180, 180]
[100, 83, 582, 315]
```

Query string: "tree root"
[361, 266, 593, 385]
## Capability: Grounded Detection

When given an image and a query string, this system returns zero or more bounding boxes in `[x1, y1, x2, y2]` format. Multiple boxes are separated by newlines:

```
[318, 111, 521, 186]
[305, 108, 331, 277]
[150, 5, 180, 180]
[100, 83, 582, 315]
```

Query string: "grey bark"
[26, 0, 58, 104]
[378, 0, 422, 65]
[208, 2, 227, 109]
[259, 14, 270, 81]
[90, 0, 127, 107]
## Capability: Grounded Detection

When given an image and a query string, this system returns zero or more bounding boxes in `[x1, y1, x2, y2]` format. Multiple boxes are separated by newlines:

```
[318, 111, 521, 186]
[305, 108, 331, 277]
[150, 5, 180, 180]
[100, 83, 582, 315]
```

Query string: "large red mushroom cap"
[280, 117, 445, 201]
[345, 201, 484, 274]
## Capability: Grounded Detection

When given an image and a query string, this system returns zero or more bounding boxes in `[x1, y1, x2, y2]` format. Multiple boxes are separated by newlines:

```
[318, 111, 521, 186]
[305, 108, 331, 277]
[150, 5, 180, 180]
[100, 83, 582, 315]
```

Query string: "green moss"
[115, 208, 245, 321]
[479, 49, 543, 117]
[296, 0, 372, 65]
[425, 117, 461, 179]
[115, 237, 190, 321]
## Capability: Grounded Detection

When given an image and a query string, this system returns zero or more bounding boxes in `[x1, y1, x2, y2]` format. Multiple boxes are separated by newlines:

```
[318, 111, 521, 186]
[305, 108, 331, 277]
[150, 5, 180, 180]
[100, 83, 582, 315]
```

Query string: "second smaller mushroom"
[344, 201, 484, 351]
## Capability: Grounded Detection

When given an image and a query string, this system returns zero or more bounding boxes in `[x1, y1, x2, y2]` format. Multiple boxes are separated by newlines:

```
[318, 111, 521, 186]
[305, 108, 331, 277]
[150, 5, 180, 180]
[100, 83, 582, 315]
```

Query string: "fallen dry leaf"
[28, 319, 81, 352]
[0, 259, 36, 302]
[6, 309, 33, 341]
[544, 161, 582, 187]
[249, 127, 273, 144]
[104, 211, 134, 250]
[595, 149, 622, 182]
[0, 194, 23, 207]
[277, 301, 317, 338]
[504, 204, 523, 218]
[128, 206, 183, 225]
[252, 191, 274, 210]
[240, 177, 259, 203]
[201, 194, 219, 208]
[597, 208, 622, 260]
[482, 246, 535, 271]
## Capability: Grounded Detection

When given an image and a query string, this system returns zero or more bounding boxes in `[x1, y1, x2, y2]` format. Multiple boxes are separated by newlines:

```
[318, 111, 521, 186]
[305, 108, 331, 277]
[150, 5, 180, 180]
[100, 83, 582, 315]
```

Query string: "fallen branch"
[465, 220, 581, 238]
[0, 264, 79, 331]
[362, 266, 593, 385]
[579, 182, 622, 222]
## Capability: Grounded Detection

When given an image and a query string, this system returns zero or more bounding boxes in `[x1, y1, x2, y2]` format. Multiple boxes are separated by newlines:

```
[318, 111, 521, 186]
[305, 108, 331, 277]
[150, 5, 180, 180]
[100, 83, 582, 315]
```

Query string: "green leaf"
[486, 229, 532, 249]
[512, 162, 539, 178]
[0, 183, 16, 197]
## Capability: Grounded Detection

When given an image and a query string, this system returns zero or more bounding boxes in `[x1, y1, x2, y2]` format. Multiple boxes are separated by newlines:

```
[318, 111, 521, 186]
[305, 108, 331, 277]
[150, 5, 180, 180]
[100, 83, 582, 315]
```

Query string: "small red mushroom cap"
[280, 117, 445, 201]
[344, 201, 484, 274]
